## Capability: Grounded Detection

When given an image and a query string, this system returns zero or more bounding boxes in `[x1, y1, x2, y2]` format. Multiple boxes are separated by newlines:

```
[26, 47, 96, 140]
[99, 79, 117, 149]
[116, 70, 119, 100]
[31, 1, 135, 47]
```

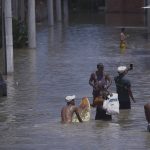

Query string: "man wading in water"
[89, 63, 112, 107]
[61, 95, 83, 123]
[89, 63, 112, 120]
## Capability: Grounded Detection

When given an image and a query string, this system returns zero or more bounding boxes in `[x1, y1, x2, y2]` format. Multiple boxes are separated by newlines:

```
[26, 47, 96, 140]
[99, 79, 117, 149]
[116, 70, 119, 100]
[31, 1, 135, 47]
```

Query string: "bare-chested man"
[89, 63, 112, 107]
[61, 95, 83, 123]
[89, 63, 112, 120]
[144, 103, 150, 132]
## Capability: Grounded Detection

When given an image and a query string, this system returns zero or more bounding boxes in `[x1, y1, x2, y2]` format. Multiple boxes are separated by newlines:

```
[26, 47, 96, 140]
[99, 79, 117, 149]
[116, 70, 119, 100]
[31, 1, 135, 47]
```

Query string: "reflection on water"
[105, 13, 145, 26]
[0, 13, 150, 149]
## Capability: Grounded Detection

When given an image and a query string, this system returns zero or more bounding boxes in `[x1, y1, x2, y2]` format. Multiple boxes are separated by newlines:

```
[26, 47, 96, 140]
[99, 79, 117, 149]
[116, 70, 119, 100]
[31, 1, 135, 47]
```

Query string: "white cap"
[117, 66, 127, 73]
[65, 95, 76, 102]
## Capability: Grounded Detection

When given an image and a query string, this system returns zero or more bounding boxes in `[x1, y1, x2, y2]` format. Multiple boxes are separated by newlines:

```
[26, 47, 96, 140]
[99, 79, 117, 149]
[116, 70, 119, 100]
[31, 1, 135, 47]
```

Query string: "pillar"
[147, 0, 150, 33]
[47, 0, 54, 26]
[19, 0, 25, 22]
[28, 0, 36, 48]
[56, 0, 62, 22]
[4, 0, 14, 73]
[63, 0, 69, 21]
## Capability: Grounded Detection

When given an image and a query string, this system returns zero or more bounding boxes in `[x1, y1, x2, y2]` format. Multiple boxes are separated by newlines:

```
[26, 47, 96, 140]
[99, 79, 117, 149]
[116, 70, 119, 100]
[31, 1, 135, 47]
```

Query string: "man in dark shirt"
[114, 66, 135, 109]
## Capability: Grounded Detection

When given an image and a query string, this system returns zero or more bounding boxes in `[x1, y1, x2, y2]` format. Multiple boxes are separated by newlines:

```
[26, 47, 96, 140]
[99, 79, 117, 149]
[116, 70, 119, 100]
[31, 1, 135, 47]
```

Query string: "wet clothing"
[114, 75, 131, 109]
[120, 41, 126, 49]
[89, 69, 112, 119]
[95, 105, 112, 120]
[91, 72, 108, 98]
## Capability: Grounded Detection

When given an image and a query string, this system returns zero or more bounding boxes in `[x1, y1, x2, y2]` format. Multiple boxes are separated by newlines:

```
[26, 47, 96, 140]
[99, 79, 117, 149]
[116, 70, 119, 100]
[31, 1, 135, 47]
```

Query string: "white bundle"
[103, 93, 119, 115]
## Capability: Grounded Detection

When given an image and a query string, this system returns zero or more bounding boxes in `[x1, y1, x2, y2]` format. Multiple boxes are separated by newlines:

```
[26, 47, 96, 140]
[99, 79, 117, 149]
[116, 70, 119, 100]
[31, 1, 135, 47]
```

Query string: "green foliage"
[0, 18, 2, 48]
[12, 18, 28, 48]
[0, 17, 28, 48]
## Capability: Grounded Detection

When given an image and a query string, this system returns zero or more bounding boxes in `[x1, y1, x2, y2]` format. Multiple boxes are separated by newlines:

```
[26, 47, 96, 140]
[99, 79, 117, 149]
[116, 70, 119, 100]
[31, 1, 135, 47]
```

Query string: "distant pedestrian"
[120, 28, 127, 49]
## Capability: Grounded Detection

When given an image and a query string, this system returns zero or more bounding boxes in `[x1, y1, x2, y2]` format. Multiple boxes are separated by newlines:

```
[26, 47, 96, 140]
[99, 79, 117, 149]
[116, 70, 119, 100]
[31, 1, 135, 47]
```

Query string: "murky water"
[1, 13, 150, 150]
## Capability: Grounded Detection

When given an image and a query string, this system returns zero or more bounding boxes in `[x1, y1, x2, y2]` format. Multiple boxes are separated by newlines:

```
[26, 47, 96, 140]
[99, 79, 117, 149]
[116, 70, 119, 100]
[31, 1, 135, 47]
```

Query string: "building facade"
[106, 0, 145, 13]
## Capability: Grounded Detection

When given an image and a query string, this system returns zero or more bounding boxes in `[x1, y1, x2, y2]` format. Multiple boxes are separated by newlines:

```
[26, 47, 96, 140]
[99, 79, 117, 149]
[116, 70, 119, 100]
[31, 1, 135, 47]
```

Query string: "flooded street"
[1, 13, 150, 149]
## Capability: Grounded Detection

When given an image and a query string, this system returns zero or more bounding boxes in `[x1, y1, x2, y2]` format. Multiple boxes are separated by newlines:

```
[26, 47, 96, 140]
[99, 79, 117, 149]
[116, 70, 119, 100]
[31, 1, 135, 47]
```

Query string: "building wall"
[106, 0, 145, 13]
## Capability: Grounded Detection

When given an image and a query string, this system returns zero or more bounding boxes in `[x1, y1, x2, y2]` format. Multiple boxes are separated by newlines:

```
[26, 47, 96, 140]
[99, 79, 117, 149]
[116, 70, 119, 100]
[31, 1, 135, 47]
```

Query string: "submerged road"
[0, 13, 150, 150]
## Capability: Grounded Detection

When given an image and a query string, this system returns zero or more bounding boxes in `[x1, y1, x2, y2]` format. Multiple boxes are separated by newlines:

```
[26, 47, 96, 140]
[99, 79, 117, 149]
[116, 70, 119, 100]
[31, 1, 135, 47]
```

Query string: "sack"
[103, 93, 119, 115]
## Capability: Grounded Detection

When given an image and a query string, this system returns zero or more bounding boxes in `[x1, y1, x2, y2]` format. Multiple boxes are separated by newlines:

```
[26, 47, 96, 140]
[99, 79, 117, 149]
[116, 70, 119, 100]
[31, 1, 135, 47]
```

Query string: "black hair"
[97, 63, 104, 69]
[121, 28, 125, 32]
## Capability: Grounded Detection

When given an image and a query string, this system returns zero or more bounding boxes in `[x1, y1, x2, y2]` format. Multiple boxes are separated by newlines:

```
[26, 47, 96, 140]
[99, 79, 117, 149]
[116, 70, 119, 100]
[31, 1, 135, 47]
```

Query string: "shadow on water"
[0, 12, 150, 149]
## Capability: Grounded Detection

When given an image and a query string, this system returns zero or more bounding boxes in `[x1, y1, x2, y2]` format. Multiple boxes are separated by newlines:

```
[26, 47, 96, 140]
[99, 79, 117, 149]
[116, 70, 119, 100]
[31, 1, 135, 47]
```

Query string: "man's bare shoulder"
[61, 106, 66, 111]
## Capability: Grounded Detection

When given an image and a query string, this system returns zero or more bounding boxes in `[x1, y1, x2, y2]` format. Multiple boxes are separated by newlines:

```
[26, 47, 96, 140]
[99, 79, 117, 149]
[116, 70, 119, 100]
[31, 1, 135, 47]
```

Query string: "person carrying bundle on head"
[114, 65, 135, 109]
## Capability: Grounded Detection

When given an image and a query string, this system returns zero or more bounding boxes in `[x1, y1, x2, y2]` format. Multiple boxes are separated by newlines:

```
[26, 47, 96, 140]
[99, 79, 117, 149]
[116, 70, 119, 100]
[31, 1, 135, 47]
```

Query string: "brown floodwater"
[0, 13, 150, 150]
